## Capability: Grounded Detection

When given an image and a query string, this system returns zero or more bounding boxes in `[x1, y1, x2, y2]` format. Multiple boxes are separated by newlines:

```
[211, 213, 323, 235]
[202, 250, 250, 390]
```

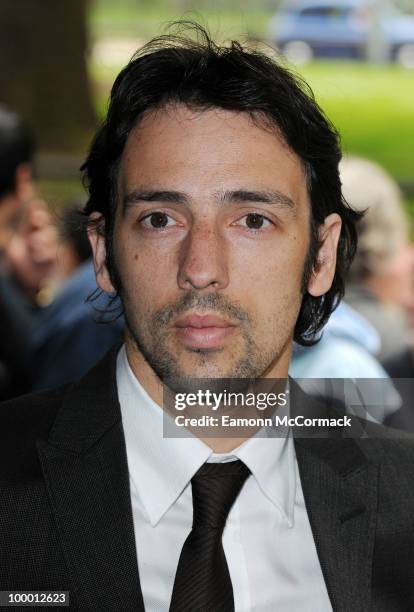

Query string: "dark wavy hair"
[82, 22, 361, 346]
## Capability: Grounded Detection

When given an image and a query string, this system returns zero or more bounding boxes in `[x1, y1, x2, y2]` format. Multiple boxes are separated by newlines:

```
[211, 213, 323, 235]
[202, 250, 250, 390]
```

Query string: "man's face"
[91, 105, 340, 382]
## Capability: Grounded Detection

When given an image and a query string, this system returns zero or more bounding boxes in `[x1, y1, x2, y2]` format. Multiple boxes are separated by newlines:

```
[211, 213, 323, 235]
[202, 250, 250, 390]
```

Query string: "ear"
[307, 213, 342, 297]
[87, 212, 116, 293]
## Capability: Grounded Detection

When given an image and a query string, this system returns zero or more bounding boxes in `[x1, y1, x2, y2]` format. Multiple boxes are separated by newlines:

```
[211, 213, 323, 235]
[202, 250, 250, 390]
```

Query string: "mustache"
[153, 291, 251, 327]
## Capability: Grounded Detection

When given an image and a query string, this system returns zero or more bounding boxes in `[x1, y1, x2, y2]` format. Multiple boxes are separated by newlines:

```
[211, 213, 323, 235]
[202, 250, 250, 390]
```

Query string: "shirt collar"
[232, 427, 296, 527]
[117, 345, 296, 527]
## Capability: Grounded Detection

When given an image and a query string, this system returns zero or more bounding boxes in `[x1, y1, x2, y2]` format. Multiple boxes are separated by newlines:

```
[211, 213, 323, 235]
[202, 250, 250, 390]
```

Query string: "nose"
[177, 221, 229, 291]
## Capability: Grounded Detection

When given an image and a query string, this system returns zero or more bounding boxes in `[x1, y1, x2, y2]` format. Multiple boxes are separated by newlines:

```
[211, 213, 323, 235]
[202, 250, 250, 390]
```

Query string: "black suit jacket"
[1, 346, 414, 611]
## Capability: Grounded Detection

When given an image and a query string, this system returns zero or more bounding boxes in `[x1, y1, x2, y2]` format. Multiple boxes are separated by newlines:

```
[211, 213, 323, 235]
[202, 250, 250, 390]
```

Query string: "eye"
[140, 212, 177, 229]
[240, 213, 272, 230]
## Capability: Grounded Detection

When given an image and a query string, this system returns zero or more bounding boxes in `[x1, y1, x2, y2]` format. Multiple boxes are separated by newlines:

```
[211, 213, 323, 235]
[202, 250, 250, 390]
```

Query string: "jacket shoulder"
[356, 420, 414, 485]
[0, 385, 71, 482]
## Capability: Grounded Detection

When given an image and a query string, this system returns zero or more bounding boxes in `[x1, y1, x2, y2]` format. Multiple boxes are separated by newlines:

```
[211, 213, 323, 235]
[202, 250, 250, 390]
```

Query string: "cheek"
[231, 233, 306, 296]
[115, 233, 178, 311]
[229, 234, 306, 332]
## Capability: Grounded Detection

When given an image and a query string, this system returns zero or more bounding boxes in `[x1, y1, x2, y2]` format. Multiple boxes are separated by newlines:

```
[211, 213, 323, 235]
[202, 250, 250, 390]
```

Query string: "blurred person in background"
[0, 105, 121, 396]
[6, 199, 59, 309]
[341, 156, 414, 431]
[290, 298, 401, 424]
[30, 201, 124, 391]
[342, 156, 414, 364]
[0, 106, 59, 313]
[0, 105, 35, 399]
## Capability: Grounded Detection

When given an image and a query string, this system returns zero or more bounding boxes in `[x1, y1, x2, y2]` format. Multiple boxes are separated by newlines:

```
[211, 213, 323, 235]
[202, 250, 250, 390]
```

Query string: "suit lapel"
[37, 347, 145, 611]
[291, 383, 379, 612]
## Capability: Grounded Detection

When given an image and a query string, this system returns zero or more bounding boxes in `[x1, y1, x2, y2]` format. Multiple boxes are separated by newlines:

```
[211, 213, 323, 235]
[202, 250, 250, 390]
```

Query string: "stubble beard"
[122, 290, 282, 392]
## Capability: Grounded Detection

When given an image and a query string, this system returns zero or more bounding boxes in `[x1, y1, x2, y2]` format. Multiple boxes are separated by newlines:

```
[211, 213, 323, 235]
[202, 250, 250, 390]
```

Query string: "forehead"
[119, 104, 309, 207]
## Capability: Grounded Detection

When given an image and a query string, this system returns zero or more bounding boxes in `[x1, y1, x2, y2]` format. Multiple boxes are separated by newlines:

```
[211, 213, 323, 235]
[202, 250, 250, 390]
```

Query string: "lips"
[174, 314, 237, 349]
[175, 314, 234, 329]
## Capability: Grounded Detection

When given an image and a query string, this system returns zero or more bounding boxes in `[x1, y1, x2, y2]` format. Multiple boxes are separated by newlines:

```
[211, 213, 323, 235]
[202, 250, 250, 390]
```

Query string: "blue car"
[268, 0, 414, 66]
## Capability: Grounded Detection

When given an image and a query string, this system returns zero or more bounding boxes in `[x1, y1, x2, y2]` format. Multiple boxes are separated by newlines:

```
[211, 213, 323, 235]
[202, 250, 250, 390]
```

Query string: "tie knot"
[191, 460, 250, 530]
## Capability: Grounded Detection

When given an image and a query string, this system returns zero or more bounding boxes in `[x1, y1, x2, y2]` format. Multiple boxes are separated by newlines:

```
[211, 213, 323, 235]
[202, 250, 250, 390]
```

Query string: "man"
[0, 105, 58, 310]
[1, 25, 413, 611]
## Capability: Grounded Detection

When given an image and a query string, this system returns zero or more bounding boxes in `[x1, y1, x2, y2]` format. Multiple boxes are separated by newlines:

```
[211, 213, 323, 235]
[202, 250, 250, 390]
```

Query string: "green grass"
[298, 62, 414, 184]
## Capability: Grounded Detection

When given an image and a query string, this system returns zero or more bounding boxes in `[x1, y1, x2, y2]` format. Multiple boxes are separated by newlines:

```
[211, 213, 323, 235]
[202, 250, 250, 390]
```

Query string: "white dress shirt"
[116, 345, 332, 612]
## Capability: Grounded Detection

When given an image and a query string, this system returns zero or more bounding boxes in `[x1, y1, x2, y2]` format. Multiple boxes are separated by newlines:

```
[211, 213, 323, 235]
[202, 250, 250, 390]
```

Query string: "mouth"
[174, 313, 238, 350]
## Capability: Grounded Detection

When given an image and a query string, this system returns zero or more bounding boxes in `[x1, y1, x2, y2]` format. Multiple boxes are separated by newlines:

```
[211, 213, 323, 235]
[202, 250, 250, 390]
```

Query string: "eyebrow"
[221, 189, 295, 210]
[123, 190, 189, 209]
[122, 188, 296, 212]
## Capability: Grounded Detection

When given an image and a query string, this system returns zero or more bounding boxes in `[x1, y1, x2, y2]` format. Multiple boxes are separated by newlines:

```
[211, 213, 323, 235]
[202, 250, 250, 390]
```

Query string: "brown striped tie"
[169, 460, 251, 612]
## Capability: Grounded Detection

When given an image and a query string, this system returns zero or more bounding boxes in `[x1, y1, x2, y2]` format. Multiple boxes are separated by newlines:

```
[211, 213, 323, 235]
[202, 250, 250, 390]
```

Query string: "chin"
[181, 364, 230, 379]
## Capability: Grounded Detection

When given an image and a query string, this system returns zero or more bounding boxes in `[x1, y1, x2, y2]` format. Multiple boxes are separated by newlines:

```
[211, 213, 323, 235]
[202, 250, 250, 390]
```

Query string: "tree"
[0, 0, 96, 153]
